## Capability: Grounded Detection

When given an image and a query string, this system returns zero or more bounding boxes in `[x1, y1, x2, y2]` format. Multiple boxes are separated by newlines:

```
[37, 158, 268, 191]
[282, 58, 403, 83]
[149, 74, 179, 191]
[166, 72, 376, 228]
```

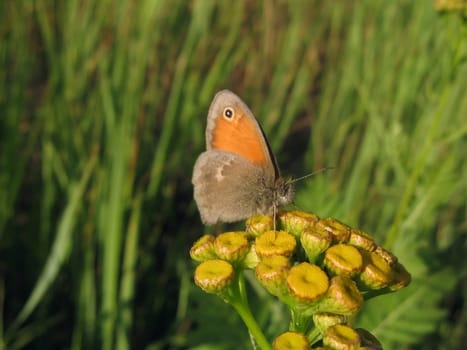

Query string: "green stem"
[237, 268, 249, 305]
[290, 308, 299, 331]
[229, 273, 271, 350]
[307, 325, 321, 346]
[290, 307, 312, 333]
[230, 300, 271, 350]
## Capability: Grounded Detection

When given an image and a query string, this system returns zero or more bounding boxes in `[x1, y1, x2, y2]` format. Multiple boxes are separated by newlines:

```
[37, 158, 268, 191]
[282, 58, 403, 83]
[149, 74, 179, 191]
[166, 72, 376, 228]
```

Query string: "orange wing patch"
[211, 110, 271, 167]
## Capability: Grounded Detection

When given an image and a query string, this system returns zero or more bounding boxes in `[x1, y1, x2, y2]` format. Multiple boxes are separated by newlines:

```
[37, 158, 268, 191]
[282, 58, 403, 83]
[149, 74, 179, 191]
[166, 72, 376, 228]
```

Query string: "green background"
[1, 1, 466, 349]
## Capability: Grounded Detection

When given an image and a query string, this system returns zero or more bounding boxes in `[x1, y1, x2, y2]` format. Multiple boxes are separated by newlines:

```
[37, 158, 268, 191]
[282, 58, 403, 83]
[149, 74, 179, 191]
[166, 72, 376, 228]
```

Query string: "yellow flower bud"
[317, 276, 363, 315]
[255, 255, 290, 297]
[388, 261, 411, 291]
[324, 244, 363, 277]
[214, 231, 250, 263]
[374, 246, 398, 266]
[323, 324, 360, 350]
[190, 235, 217, 262]
[300, 228, 332, 263]
[287, 263, 329, 304]
[255, 231, 296, 258]
[273, 331, 310, 350]
[359, 251, 393, 290]
[313, 312, 347, 334]
[315, 218, 351, 243]
[194, 260, 234, 294]
[348, 228, 376, 252]
[246, 215, 274, 237]
[279, 210, 319, 238]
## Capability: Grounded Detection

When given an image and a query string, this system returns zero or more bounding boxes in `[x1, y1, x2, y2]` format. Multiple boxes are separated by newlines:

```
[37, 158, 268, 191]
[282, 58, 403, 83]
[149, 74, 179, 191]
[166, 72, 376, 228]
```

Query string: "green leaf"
[356, 269, 457, 349]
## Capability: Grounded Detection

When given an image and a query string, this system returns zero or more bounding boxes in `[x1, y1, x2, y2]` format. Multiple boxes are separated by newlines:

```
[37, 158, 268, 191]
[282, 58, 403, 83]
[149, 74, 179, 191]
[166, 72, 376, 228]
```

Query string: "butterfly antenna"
[273, 203, 277, 234]
[289, 166, 335, 184]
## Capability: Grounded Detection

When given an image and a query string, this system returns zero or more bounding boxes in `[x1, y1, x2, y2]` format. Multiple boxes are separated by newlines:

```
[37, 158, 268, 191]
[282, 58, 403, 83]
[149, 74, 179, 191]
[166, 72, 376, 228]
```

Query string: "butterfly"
[192, 90, 294, 225]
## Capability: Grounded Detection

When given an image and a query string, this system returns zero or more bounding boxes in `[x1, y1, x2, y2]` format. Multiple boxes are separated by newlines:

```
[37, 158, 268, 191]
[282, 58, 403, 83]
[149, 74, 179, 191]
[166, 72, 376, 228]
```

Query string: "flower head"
[255, 231, 297, 258]
[279, 210, 319, 238]
[348, 228, 376, 252]
[359, 251, 394, 290]
[214, 231, 250, 263]
[374, 246, 398, 266]
[273, 331, 310, 350]
[255, 255, 290, 297]
[246, 215, 275, 237]
[388, 261, 411, 291]
[190, 235, 216, 262]
[194, 259, 234, 294]
[300, 228, 332, 263]
[317, 276, 363, 315]
[324, 244, 363, 277]
[315, 218, 351, 243]
[323, 324, 360, 350]
[287, 263, 329, 304]
[313, 312, 347, 334]
[190, 209, 411, 349]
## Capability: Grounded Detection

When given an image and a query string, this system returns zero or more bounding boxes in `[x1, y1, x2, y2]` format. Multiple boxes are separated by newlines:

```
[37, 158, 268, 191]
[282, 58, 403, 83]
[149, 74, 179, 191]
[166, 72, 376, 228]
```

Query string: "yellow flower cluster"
[191, 210, 410, 349]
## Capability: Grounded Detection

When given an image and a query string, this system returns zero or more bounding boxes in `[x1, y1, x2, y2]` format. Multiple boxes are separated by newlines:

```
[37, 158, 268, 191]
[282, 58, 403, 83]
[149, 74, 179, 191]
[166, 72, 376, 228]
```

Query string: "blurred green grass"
[0, 1, 466, 349]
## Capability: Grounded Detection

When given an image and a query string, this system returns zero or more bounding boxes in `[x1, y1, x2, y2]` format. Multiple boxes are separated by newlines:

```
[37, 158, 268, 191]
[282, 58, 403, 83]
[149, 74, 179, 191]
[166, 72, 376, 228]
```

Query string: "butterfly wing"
[192, 90, 289, 225]
[192, 150, 275, 224]
[205, 90, 280, 178]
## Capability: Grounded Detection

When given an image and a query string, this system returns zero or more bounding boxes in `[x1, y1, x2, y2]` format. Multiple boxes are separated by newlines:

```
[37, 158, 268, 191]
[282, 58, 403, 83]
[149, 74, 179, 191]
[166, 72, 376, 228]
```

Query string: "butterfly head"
[275, 177, 295, 207]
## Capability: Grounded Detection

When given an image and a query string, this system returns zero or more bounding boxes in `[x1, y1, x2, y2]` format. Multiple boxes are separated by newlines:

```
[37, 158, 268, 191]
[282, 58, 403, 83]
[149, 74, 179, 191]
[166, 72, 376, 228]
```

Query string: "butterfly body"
[192, 90, 294, 225]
